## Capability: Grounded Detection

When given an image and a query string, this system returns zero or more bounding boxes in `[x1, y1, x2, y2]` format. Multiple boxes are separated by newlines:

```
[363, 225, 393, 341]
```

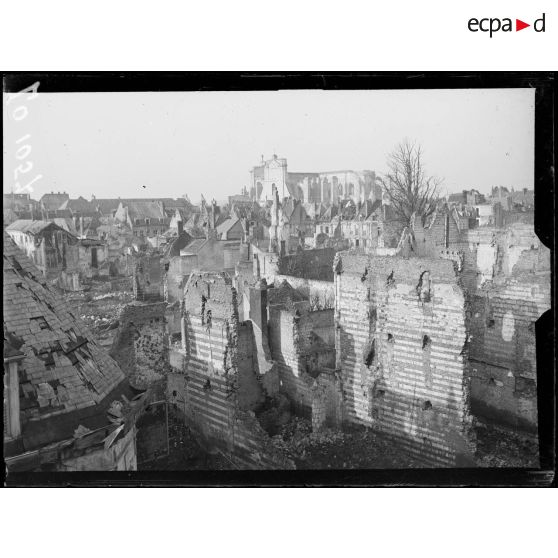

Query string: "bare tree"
[378, 140, 441, 226]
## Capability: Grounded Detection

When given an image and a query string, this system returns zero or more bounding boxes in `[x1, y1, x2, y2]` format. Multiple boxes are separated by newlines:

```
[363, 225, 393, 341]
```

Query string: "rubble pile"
[274, 418, 423, 469]
[71, 288, 133, 332]
[474, 422, 539, 468]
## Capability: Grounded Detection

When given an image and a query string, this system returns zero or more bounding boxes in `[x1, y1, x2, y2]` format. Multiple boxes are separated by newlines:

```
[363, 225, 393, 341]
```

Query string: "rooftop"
[3, 231, 130, 452]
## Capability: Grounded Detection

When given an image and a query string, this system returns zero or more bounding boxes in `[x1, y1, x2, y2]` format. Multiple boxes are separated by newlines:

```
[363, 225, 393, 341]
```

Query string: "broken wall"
[175, 272, 294, 469]
[335, 252, 475, 467]
[133, 253, 163, 302]
[268, 307, 336, 418]
[462, 224, 550, 432]
[110, 302, 170, 398]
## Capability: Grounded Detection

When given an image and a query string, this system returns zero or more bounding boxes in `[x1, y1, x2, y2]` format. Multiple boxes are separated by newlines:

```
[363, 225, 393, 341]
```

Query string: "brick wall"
[268, 306, 337, 418]
[335, 252, 475, 466]
[458, 224, 550, 432]
[173, 272, 294, 469]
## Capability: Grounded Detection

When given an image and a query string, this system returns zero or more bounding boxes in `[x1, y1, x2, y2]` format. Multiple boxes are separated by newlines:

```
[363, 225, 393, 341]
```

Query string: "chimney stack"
[177, 219, 184, 235]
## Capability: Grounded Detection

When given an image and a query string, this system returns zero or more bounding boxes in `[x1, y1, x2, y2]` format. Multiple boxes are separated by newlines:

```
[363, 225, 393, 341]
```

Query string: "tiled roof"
[52, 218, 78, 236]
[92, 199, 121, 215]
[268, 279, 306, 305]
[40, 192, 69, 211]
[216, 217, 240, 236]
[126, 200, 167, 220]
[3, 232, 127, 448]
[182, 238, 208, 254]
[6, 220, 61, 235]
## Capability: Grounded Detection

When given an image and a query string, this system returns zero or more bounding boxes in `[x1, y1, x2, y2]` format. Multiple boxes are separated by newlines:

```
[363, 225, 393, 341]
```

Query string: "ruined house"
[6, 220, 81, 290]
[3, 232, 148, 472]
[114, 200, 170, 238]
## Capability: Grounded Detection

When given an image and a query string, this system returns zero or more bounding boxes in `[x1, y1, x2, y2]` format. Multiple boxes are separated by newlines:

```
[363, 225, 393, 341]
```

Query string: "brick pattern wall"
[458, 224, 550, 431]
[174, 274, 294, 469]
[335, 253, 474, 466]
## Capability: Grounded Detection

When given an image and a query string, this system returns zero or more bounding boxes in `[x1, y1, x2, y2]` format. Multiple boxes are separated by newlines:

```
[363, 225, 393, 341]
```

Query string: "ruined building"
[168, 272, 294, 468]
[250, 154, 381, 205]
[3, 232, 148, 472]
[6, 220, 81, 291]
[460, 223, 550, 433]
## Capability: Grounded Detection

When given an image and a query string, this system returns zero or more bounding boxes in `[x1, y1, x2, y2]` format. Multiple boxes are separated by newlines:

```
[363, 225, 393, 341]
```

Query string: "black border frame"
[2, 72, 555, 487]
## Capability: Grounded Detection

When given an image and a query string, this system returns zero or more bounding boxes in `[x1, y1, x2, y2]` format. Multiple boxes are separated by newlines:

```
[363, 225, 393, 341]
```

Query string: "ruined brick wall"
[165, 256, 196, 303]
[311, 370, 344, 431]
[268, 307, 312, 415]
[278, 248, 337, 281]
[268, 307, 336, 417]
[133, 253, 163, 302]
[335, 252, 475, 467]
[110, 302, 169, 397]
[175, 272, 294, 469]
[462, 224, 550, 432]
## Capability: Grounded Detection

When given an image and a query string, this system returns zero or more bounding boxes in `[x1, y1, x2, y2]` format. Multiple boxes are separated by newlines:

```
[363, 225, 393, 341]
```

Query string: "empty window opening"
[416, 271, 432, 303]
[172, 390, 177, 397]
[376, 389, 386, 399]
[364, 339, 376, 368]
[422, 335, 431, 350]
[203, 379, 212, 391]
[487, 318, 495, 328]
[387, 333, 394, 344]
[423, 400, 432, 411]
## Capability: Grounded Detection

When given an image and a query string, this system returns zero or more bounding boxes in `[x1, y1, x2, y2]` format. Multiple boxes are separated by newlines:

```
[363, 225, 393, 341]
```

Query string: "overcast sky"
[3, 88, 534, 201]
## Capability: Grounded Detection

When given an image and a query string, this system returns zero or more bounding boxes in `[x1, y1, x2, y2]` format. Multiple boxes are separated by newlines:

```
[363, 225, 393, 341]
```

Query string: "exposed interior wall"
[268, 305, 337, 421]
[133, 253, 163, 302]
[110, 302, 169, 397]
